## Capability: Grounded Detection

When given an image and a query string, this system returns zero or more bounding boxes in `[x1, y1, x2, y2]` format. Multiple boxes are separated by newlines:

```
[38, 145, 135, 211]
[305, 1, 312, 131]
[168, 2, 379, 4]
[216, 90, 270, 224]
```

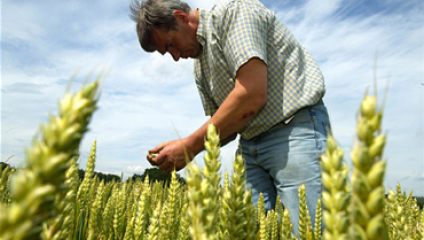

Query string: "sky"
[1, 0, 423, 195]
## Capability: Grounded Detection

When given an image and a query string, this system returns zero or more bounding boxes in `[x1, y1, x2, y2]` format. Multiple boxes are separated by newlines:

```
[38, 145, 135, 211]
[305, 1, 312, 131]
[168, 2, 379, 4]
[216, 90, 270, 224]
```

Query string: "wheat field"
[0, 74, 422, 240]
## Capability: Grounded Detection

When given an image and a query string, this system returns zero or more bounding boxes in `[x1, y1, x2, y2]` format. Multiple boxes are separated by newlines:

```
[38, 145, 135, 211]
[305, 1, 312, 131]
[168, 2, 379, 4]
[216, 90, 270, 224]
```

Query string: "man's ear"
[173, 10, 189, 23]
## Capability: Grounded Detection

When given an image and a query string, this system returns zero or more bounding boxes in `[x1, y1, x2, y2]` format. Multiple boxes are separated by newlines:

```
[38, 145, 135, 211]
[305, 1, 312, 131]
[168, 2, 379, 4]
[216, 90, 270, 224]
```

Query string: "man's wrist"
[185, 132, 205, 158]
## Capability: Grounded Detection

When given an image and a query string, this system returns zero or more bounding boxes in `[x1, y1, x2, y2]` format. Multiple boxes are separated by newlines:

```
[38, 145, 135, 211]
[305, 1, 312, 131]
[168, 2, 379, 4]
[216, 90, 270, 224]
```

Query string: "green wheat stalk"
[147, 201, 162, 240]
[314, 198, 322, 240]
[101, 185, 116, 239]
[281, 208, 293, 240]
[0, 76, 100, 240]
[75, 140, 98, 239]
[201, 124, 222, 239]
[349, 93, 387, 239]
[320, 134, 349, 240]
[58, 156, 79, 239]
[158, 199, 169, 239]
[226, 154, 250, 240]
[259, 206, 268, 240]
[87, 180, 104, 240]
[0, 165, 11, 204]
[219, 171, 230, 240]
[165, 171, 181, 240]
[243, 188, 258, 240]
[419, 208, 424, 240]
[114, 181, 127, 239]
[186, 158, 208, 240]
[258, 192, 265, 231]
[42, 156, 79, 240]
[176, 200, 189, 240]
[134, 175, 151, 240]
[298, 184, 312, 240]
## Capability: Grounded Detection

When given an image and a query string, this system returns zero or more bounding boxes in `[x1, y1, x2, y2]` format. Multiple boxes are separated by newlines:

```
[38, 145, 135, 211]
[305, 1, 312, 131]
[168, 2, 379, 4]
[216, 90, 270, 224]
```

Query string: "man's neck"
[188, 8, 200, 30]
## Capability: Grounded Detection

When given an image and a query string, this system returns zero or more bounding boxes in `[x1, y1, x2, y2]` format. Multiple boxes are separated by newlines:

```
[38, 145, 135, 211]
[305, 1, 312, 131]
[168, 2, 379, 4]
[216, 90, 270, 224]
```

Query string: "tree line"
[1, 162, 185, 186]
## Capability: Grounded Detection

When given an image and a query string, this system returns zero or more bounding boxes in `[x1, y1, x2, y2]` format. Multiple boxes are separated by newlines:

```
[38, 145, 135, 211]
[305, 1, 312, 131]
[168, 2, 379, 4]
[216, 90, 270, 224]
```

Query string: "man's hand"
[147, 138, 194, 172]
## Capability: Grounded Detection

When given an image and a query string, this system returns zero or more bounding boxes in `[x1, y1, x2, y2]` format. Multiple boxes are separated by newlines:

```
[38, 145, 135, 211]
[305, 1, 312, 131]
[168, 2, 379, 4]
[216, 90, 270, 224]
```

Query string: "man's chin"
[190, 52, 201, 59]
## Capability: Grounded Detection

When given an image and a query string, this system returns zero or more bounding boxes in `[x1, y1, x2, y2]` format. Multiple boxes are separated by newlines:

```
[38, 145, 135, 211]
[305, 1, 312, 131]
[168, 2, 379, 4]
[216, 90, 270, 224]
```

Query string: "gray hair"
[129, 0, 191, 52]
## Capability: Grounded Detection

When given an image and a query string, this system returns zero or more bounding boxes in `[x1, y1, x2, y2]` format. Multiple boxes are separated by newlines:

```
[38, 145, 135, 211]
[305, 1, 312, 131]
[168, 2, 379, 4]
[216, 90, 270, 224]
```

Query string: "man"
[130, 0, 331, 236]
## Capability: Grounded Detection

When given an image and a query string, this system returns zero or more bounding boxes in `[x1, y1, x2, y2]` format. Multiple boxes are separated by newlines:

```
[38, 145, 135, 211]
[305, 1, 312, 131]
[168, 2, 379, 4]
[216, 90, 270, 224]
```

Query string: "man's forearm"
[186, 112, 252, 158]
[184, 87, 262, 157]
[185, 58, 267, 158]
[221, 132, 237, 146]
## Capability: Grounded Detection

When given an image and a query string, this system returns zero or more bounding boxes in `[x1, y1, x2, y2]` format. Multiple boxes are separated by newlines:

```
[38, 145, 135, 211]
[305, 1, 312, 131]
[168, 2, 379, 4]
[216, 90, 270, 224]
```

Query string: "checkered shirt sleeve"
[220, 1, 268, 78]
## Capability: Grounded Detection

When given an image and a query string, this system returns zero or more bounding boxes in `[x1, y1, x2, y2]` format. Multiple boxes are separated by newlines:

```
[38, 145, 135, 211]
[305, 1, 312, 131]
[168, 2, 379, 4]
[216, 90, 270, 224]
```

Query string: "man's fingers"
[149, 141, 168, 153]
[146, 154, 157, 166]
[155, 154, 166, 166]
[158, 157, 176, 173]
[158, 161, 170, 172]
[165, 166, 174, 173]
[147, 141, 169, 166]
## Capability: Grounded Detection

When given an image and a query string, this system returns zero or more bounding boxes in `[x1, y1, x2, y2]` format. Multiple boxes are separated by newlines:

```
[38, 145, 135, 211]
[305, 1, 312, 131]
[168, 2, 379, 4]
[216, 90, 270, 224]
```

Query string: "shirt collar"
[196, 8, 207, 47]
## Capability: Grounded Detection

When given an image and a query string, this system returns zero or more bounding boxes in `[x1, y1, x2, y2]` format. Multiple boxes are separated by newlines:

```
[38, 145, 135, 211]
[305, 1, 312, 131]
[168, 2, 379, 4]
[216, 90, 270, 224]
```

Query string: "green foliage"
[416, 196, 424, 210]
[78, 169, 120, 183]
[133, 168, 186, 186]
[0, 162, 15, 172]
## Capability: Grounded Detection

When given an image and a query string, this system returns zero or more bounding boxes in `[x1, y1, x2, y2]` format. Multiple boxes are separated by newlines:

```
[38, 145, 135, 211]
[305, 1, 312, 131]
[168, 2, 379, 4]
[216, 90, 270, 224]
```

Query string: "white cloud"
[126, 165, 149, 173]
[304, 0, 342, 21]
[1, 2, 46, 43]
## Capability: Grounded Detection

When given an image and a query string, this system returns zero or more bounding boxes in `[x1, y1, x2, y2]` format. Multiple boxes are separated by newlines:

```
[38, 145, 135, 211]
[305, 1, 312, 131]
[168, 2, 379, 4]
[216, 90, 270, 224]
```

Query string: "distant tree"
[78, 169, 85, 179]
[132, 168, 186, 186]
[384, 193, 424, 210]
[78, 168, 120, 183]
[0, 162, 16, 172]
[131, 173, 143, 182]
[0, 162, 11, 171]
[417, 196, 424, 209]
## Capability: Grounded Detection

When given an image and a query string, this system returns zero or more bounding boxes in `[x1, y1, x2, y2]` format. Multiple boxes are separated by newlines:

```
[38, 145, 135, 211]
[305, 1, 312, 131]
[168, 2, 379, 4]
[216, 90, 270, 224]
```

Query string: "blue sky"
[1, 0, 423, 195]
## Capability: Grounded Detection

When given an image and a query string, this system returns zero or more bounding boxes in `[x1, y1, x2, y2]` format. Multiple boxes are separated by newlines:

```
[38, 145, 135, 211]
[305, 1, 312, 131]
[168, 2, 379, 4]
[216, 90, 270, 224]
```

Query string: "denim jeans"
[237, 103, 331, 237]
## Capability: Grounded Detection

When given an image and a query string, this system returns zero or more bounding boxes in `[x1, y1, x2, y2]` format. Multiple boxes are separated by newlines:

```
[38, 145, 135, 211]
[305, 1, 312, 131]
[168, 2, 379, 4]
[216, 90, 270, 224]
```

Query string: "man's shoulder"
[212, 0, 266, 14]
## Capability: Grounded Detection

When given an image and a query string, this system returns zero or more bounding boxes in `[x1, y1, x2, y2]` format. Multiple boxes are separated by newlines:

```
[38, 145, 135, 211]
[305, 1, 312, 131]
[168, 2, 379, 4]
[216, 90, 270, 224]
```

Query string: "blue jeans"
[237, 103, 330, 237]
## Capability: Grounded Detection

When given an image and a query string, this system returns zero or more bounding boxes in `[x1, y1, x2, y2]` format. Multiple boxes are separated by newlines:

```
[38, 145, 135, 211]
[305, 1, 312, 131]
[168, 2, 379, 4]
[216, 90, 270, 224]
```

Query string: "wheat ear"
[349, 94, 387, 239]
[320, 134, 349, 239]
[0, 79, 99, 240]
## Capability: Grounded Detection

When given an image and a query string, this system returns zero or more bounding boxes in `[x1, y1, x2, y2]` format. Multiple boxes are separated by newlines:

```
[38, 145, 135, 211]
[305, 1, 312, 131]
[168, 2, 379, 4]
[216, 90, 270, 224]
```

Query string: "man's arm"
[221, 132, 238, 146]
[148, 57, 267, 172]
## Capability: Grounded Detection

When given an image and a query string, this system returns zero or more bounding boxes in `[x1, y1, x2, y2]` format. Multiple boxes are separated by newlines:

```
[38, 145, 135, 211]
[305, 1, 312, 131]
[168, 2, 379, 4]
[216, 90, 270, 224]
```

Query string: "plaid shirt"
[194, 0, 325, 140]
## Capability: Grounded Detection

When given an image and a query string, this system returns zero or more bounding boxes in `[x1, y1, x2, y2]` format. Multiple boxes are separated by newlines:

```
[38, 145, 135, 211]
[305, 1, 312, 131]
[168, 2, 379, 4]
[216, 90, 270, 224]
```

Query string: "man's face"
[151, 20, 201, 61]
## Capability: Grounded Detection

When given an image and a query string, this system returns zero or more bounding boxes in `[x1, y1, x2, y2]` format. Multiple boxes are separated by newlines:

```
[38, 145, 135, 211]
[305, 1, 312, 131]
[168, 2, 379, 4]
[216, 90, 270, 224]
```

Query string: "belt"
[315, 98, 324, 106]
[283, 98, 324, 124]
